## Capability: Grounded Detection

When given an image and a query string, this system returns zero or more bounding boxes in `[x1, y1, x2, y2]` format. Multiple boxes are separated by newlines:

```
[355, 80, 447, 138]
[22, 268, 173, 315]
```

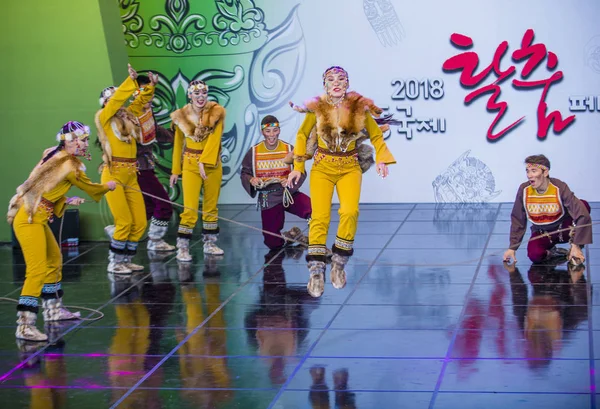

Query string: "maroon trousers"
[137, 169, 173, 221]
[261, 192, 311, 249]
[528, 200, 591, 262]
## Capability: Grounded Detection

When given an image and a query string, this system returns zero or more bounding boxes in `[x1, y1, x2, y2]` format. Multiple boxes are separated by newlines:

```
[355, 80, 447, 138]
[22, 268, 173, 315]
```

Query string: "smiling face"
[262, 126, 280, 148]
[188, 81, 209, 109]
[323, 67, 349, 99]
[526, 163, 549, 190]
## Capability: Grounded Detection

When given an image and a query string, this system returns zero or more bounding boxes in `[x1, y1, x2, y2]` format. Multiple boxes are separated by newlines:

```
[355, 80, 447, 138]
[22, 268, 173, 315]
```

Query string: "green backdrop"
[0, 0, 129, 242]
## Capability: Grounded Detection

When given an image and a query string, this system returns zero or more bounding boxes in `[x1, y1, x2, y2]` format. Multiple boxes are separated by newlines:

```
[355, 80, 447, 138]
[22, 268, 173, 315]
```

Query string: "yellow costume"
[96, 76, 154, 273]
[292, 87, 395, 297]
[170, 99, 225, 260]
[7, 146, 109, 341]
[176, 261, 230, 404]
[294, 92, 395, 258]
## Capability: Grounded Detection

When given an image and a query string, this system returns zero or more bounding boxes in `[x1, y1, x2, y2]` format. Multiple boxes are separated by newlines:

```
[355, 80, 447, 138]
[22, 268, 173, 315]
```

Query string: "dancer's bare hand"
[170, 174, 179, 187]
[249, 177, 260, 187]
[502, 261, 516, 274]
[503, 249, 516, 264]
[569, 244, 585, 264]
[376, 162, 389, 178]
[287, 171, 302, 188]
[198, 162, 207, 180]
[128, 63, 138, 80]
[66, 196, 85, 205]
[280, 178, 287, 187]
[106, 181, 117, 191]
[148, 71, 159, 85]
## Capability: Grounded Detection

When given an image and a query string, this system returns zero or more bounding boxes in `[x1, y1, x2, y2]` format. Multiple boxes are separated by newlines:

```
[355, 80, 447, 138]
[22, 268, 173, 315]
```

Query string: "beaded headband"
[56, 122, 90, 142]
[526, 163, 549, 171]
[99, 86, 116, 107]
[187, 81, 208, 96]
[261, 122, 280, 130]
[322, 66, 349, 85]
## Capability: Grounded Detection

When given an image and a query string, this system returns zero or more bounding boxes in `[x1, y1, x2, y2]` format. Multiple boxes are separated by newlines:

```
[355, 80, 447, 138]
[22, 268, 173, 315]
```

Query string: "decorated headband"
[322, 66, 349, 85]
[99, 86, 116, 107]
[187, 81, 208, 96]
[261, 122, 280, 130]
[526, 162, 549, 171]
[56, 121, 90, 142]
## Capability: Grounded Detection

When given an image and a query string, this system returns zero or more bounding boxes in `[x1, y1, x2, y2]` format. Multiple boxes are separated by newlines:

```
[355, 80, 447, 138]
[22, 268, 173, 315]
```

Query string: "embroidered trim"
[334, 236, 354, 251]
[39, 197, 55, 222]
[178, 226, 194, 235]
[126, 241, 139, 251]
[18, 296, 38, 308]
[314, 147, 359, 167]
[203, 221, 218, 231]
[150, 217, 169, 227]
[110, 156, 139, 172]
[308, 245, 328, 256]
[42, 283, 62, 294]
[184, 147, 204, 165]
[110, 239, 127, 250]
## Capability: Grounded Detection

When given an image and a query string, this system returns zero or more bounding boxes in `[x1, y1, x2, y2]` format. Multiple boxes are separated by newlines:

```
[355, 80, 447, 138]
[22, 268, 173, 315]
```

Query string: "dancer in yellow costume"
[170, 80, 226, 262]
[96, 64, 155, 275]
[7, 121, 116, 342]
[287, 66, 396, 297]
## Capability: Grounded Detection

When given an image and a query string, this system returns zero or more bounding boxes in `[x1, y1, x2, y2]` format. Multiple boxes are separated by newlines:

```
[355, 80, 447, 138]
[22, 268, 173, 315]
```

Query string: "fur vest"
[170, 102, 225, 143]
[289, 91, 384, 173]
[7, 150, 85, 224]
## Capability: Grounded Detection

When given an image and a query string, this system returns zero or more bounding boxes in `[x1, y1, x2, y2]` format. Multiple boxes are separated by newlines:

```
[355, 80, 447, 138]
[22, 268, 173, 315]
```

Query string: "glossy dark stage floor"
[0, 202, 599, 408]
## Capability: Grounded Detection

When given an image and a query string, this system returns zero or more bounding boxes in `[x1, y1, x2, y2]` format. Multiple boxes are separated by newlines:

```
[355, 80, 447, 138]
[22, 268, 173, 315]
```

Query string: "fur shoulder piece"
[7, 151, 84, 224]
[289, 91, 385, 166]
[170, 102, 225, 143]
[94, 110, 112, 166]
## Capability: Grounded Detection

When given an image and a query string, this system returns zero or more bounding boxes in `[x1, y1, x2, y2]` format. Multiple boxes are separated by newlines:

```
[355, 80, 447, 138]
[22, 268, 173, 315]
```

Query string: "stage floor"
[0, 202, 598, 408]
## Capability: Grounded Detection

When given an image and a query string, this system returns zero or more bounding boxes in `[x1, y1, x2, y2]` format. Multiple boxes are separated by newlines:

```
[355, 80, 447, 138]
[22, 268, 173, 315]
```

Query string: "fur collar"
[7, 151, 84, 224]
[170, 102, 225, 143]
[299, 91, 382, 152]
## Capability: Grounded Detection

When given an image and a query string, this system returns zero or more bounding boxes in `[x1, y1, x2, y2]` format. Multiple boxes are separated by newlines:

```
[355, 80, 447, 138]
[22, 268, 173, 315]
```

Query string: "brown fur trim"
[95, 109, 141, 166]
[357, 144, 375, 173]
[94, 110, 112, 166]
[290, 92, 384, 163]
[7, 151, 84, 224]
[170, 102, 225, 143]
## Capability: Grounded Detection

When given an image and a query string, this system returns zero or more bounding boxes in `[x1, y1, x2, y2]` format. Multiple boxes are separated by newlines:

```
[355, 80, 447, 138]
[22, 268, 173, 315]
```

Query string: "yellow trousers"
[178, 157, 222, 237]
[109, 301, 150, 408]
[102, 164, 147, 250]
[23, 350, 67, 409]
[308, 152, 362, 260]
[13, 206, 62, 308]
[178, 284, 229, 392]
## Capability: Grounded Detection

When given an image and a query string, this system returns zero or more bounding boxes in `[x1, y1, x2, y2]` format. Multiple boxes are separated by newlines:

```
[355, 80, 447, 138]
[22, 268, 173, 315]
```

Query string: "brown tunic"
[136, 123, 174, 171]
[509, 178, 592, 250]
[240, 141, 306, 210]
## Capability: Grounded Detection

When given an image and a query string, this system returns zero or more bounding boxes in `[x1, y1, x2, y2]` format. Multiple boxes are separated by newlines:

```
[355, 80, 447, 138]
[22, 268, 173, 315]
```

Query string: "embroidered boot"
[42, 298, 81, 322]
[307, 260, 326, 298]
[147, 218, 176, 251]
[16, 311, 48, 342]
[330, 254, 349, 290]
[176, 237, 193, 262]
[203, 234, 224, 255]
[107, 251, 132, 275]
